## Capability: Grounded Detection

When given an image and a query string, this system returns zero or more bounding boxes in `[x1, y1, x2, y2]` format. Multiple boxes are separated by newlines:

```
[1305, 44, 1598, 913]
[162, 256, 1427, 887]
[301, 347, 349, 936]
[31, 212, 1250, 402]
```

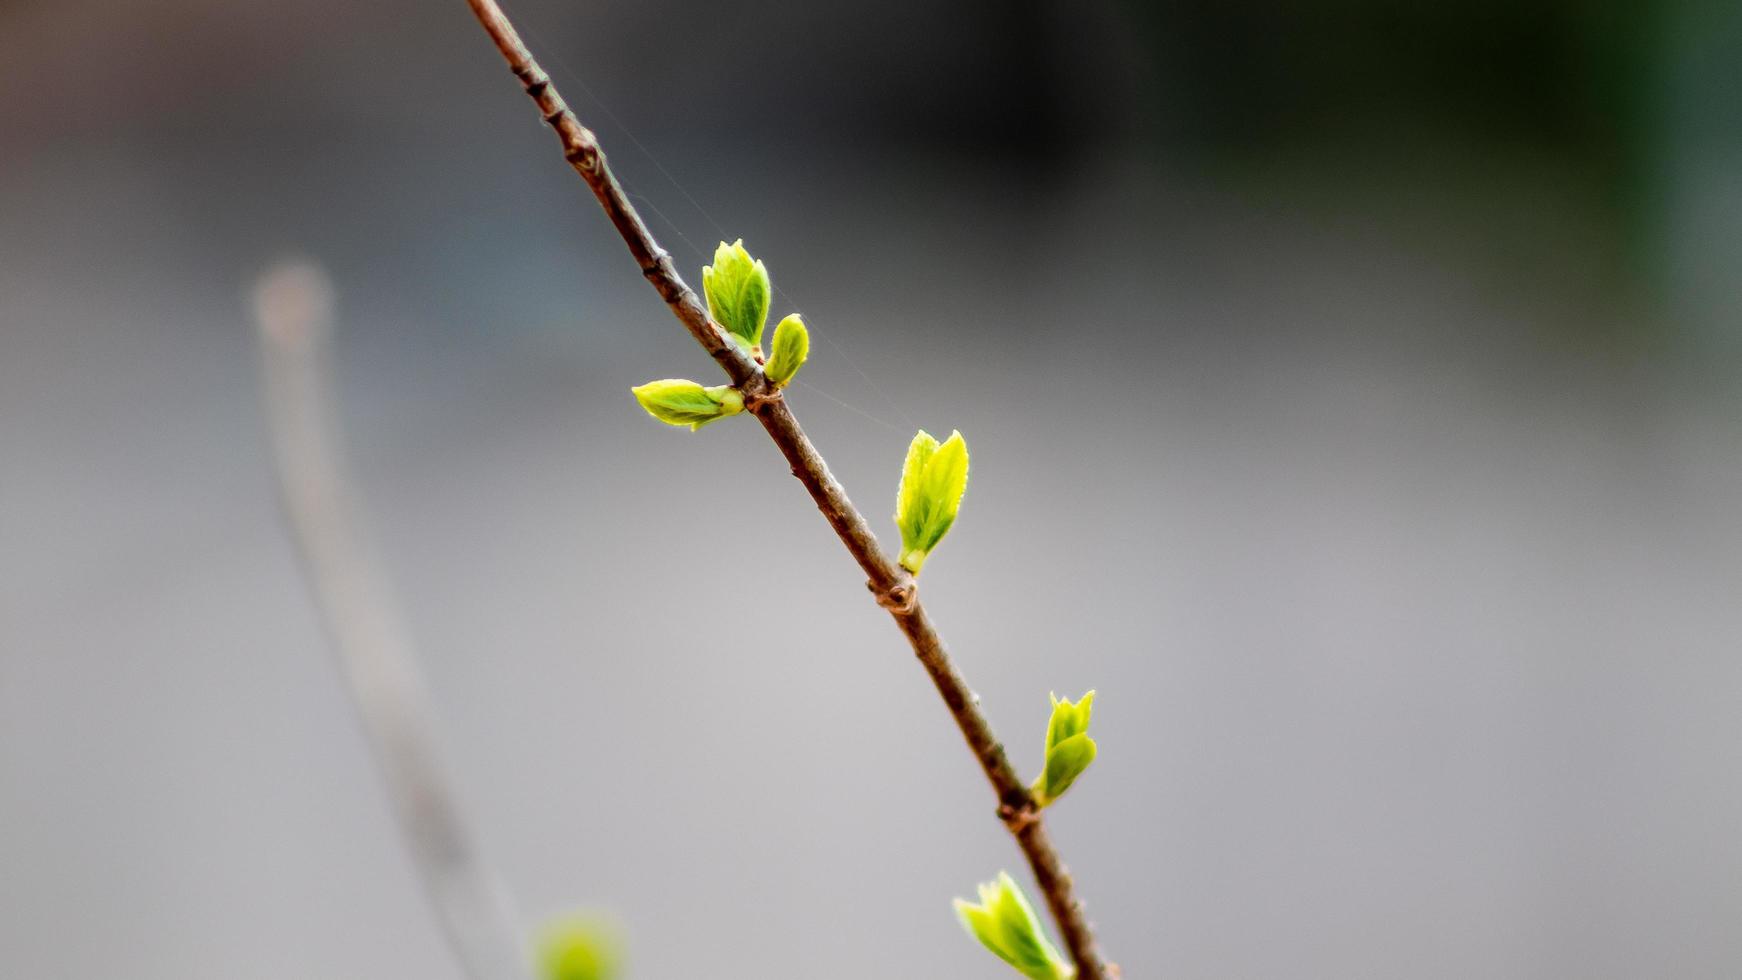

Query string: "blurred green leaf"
[1034, 691, 1097, 806]
[535, 912, 622, 980]
[1044, 691, 1094, 753]
[1038, 732, 1096, 805]
[953, 871, 1072, 980]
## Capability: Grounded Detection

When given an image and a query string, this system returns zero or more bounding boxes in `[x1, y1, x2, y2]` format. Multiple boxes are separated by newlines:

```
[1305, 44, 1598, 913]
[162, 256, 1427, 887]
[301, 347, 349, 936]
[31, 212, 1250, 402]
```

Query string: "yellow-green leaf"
[630, 378, 745, 431]
[894, 429, 969, 574]
[952, 872, 1073, 980]
[765, 314, 809, 387]
[702, 239, 770, 350]
[535, 912, 622, 980]
[1044, 691, 1095, 753]
[896, 430, 940, 538]
[1037, 732, 1096, 804]
[1033, 691, 1097, 806]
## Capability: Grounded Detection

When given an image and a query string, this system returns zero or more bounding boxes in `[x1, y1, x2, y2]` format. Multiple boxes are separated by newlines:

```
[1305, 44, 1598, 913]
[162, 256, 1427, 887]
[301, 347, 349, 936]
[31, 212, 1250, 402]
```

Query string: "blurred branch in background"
[253, 261, 529, 980]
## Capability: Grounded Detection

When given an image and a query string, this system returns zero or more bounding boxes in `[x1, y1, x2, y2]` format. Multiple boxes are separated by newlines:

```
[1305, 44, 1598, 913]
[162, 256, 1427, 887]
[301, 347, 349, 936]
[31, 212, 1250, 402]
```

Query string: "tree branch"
[254, 261, 530, 980]
[457, 4, 1112, 976]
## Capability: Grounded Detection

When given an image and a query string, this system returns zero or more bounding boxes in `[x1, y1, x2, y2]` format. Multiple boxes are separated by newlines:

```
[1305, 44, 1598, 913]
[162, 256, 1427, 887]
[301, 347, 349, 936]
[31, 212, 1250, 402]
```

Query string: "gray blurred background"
[4, 0, 1742, 976]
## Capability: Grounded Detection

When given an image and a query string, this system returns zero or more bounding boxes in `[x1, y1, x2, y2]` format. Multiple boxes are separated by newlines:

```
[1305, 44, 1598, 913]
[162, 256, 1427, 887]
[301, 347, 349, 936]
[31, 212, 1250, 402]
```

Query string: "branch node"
[640, 248, 672, 280]
[741, 382, 784, 415]
[868, 577, 918, 615]
[998, 800, 1042, 833]
[560, 130, 599, 170]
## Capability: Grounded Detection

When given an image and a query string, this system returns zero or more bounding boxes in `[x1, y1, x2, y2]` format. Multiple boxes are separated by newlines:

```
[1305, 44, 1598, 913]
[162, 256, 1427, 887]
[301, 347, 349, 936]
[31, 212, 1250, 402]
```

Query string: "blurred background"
[4, 0, 1741, 976]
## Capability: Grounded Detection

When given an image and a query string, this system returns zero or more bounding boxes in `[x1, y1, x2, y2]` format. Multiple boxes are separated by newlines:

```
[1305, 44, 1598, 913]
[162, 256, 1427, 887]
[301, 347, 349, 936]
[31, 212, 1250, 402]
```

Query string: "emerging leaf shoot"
[701, 239, 770, 351]
[954, 872, 1073, 980]
[894, 429, 969, 574]
[535, 912, 622, 980]
[1033, 691, 1097, 806]
[764, 314, 809, 387]
[630, 378, 745, 430]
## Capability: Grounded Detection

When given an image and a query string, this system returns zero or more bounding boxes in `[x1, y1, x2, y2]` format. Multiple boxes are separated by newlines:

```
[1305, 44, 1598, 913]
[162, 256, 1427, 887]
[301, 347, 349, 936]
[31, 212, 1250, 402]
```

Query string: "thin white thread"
[625, 192, 708, 266]
[792, 379, 907, 433]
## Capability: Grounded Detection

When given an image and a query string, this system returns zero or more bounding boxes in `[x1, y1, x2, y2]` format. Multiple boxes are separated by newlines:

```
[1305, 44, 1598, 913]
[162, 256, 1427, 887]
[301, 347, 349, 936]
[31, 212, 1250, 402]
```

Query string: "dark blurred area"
[3, 0, 1740, 978]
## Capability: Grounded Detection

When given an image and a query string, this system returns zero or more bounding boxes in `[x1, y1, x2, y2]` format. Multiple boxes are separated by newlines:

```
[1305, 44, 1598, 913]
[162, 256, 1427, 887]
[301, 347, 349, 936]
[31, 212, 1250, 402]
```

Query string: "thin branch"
[253, 261, 530, 980]
[456, 5, 1114, 976]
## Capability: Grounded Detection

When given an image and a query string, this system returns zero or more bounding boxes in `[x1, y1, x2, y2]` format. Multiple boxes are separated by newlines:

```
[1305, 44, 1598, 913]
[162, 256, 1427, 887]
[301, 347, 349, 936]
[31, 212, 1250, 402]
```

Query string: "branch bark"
[254, 261, 530, 980]
[458, 4, 1112, 976]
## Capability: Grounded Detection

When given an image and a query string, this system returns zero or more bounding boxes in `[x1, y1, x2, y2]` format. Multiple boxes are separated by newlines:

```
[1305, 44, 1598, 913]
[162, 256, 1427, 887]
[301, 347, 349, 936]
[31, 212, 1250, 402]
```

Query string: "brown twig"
[457, 3, 1112, 975]
[254, 261, 530, 980]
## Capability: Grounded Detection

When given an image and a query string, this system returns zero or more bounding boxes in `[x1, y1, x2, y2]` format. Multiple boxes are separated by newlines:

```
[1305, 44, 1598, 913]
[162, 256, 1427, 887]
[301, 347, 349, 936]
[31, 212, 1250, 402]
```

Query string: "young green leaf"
[1045, 690, 1095, 751]
[535, 912, 622, 980]
[1032, 691, 1097, 806]
[701, 239, 770, 351]
[764, 314, 809, 387]
[630, 378, 745, 430]
[953, 872, 1073, 980]
[894, 429, 969, 574]
[898, 430, 939, 528]
[1038, 733, 1096, 804]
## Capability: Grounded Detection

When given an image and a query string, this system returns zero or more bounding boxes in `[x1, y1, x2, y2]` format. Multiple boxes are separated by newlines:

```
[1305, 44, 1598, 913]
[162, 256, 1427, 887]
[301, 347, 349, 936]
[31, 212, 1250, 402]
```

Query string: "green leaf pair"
[954, 872, 1073, 980]
[702, 239, 770, 353]
[894, 429, 969, 574]
[632, 241, 812, 430]
[629, 379, 744, 430]
[1033, 691, 1097, 807]
[954, 697, 1097, 976]
[699, 239, 811, 387]
[535, 913, 622, 980]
